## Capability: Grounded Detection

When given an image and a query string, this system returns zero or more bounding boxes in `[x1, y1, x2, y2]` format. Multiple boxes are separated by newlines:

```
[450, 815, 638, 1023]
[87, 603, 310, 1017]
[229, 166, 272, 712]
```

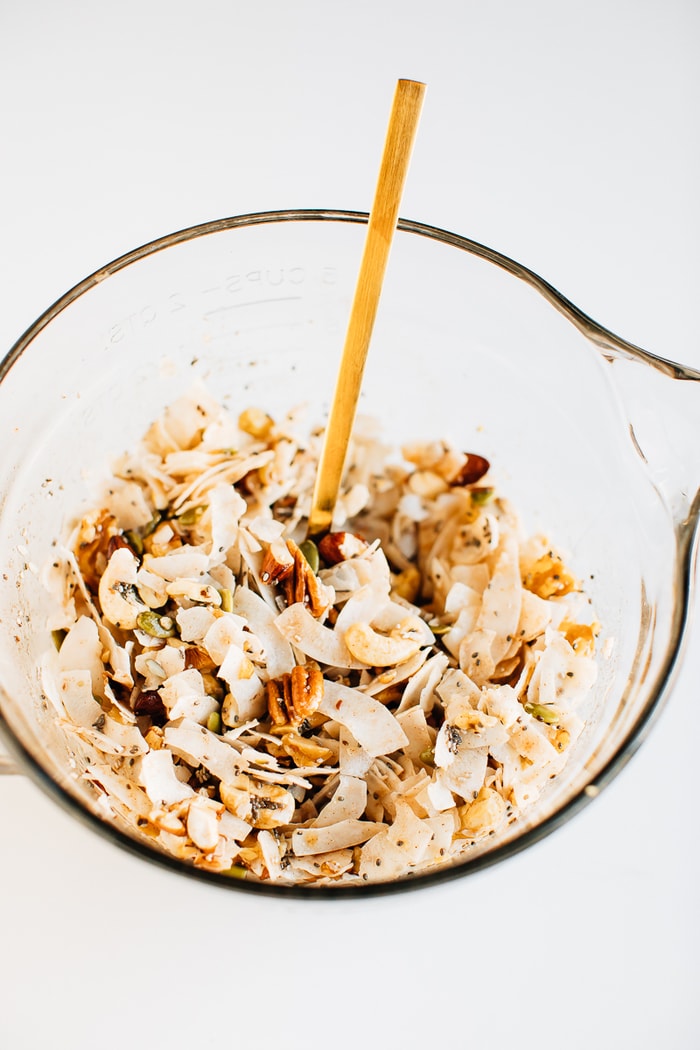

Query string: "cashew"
[186, 796, 223, 852]
[344, 618, 424, 667]
[165, 579, 222, 605]
[98, 547, 147, 629]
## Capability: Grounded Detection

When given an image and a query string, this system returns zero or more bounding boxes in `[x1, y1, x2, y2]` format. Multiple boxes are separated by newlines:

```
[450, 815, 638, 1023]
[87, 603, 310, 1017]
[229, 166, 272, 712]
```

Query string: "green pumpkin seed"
[299, 538, 320, 574]
[207, 711, 222, 733]
[123, 529, 144, 556]
[471, 487, 494, 506]
[136, 611, 177, 638]
[177, 504, 208, 527]
[142, 511, 163, 538]
[524, 702, 560, 725]
[222, 864, 248, 880]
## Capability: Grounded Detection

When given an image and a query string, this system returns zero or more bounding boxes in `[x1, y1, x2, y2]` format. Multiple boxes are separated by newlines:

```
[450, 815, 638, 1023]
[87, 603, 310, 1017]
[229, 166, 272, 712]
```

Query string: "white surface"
[1, 2, 698, 1047]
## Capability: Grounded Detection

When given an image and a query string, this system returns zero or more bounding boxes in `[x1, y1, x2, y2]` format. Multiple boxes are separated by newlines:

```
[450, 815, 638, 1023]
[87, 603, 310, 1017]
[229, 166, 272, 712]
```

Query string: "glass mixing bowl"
[0, 210, 698, 896]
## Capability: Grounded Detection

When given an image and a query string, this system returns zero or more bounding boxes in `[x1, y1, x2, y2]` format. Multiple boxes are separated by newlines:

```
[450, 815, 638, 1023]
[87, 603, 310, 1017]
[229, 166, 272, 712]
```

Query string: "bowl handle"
[605, 351, 700, 534]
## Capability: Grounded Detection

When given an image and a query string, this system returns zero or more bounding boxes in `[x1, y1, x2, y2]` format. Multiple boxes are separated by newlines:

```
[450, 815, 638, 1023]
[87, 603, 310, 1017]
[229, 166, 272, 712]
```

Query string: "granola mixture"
[43, 387, 598, 886]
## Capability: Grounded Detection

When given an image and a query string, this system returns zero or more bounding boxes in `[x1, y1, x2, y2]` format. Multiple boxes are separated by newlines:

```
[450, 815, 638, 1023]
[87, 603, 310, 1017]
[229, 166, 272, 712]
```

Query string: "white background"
[1, 2, 698, 1047]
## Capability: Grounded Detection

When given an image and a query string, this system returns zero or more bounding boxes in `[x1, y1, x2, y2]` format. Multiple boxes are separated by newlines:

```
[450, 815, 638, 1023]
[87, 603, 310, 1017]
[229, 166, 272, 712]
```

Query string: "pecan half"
[282, 539, 329, 617]
[266, 663, 324, 727]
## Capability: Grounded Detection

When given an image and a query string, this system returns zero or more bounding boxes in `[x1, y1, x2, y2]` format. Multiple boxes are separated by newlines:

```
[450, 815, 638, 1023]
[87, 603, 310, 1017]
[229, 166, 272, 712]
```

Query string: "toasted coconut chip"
[139, 749, 194, 806]
[481, 684, 524, 728]
[425, 777, 458, 813]
[435, 743, 489, 803]
[436, 667, 480, 708]
[475, 538, 522, 664]
[388, 800, 435, 860]
[144, 547, 210, 582]
[219, 809, 253, 844]
[101, 479, 153, 530]
[164, 719, 245, 783]
[320, 680, 408, 757]
[58, 669, 104, 726]
[312, 775, 368, 827]
[41, 551, 79, 631]
[396, 706, 435, 763]
[160, 387, 222, 447]
[58, 615, 105, 690]
[160, 668, 218, 725]
[202, 614, 247, 664]
[176, 605, 218, 643]
[333, 584, 388, 634]
[357, 829, 412, 881]
[528, 630, 597, 709]
[208, 483, 248, 559]
[338, 727, 374, 777]
[99, 627, 135, 692]
[422, 811, 459, 861]
[458, 627, 497, 686]
[219, 647, 265, 722]
[292, 819, 383, 856]
[395, 652, 450, 715]
[84, 762, 153, 819]
[258, 829, 285, 880]
[444, 580, 481, 618]
[275, 603, 366, 669]
[231, 585, 295, 679]
[98, 718, 149, 756]
[172, 451, 276, 512]
[291, 848, 355, 880]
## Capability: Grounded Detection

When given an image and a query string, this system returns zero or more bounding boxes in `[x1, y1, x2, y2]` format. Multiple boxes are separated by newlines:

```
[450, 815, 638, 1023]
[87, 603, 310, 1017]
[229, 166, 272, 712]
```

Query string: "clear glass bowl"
[1, 210, 698, 896]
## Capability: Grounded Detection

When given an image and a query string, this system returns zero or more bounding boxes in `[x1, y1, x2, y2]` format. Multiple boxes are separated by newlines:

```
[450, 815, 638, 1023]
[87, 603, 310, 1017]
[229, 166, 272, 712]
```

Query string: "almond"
[318, 531, 368, 565]
[449, 453, 490, 487]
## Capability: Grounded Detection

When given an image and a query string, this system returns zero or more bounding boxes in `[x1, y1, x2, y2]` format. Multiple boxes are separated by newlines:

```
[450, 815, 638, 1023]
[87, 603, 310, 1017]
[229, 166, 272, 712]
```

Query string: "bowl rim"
[0, 207, 697, 898]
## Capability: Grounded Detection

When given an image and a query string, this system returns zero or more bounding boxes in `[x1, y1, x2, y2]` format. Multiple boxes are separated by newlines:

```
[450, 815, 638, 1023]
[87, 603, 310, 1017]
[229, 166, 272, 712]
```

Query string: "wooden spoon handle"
[307, 79, 426, 538]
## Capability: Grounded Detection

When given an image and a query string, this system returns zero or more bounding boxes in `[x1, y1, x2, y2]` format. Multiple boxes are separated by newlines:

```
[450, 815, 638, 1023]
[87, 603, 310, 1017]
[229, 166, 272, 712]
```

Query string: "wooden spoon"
[306, 78, 425, 538]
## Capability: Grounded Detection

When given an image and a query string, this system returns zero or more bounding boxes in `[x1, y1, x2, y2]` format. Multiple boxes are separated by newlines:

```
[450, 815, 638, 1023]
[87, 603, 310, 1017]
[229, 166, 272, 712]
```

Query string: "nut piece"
[449, 453, 491, 487]
[238, 407, 274, 440]
[186, 796, 223, 852]
[522, 553, 577, 600]
[220, 773, 295, 830]
[559, 620, 597, 656]
[457, 786, 506, 837]
[149, 807, 187, 836]
[279, 731, 334, 767]
[266, 663, 324, 727]
[344, 618, 424, 667]
[260, 539, 295, 584]
[282, 539, 330, 618]
[318, 531, 368, 565]
[75, 509, 121, 593]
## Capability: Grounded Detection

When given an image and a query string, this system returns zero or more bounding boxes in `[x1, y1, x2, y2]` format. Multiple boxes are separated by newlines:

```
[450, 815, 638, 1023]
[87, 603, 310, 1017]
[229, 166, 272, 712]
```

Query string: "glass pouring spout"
[599, 347, 700, 537]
